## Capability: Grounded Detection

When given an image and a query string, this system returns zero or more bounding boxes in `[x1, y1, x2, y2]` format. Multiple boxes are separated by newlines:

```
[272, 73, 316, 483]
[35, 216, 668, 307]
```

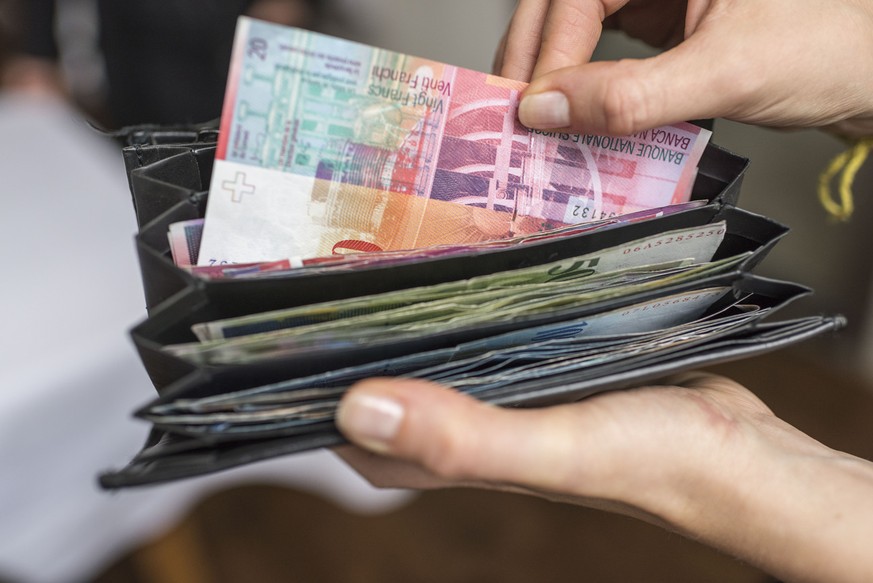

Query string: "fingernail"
[337, 393, 405, 453]
[519, 91, 570, 128]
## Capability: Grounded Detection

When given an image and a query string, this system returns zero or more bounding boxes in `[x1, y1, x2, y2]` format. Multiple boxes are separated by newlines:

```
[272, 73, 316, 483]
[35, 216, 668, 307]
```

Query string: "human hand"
[335, 372, 773, 523]
[494, 0, 873, 138]
[335, 372, 873, 582]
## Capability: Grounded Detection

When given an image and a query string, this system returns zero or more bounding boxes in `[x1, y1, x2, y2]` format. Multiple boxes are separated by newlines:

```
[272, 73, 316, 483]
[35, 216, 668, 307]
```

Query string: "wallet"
[99, 123, 845, 489]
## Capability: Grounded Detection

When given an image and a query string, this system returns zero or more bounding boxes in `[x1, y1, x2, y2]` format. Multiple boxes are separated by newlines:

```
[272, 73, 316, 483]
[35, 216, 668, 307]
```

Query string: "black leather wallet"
[99, 124, 845, 489]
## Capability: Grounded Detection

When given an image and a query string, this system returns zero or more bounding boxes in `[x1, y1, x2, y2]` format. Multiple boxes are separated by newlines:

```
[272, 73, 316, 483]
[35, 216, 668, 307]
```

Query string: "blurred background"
[0, 1, 870, 582]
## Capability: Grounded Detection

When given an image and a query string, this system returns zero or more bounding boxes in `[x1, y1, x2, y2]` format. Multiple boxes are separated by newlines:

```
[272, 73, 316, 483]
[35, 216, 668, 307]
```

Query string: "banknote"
[192, 221, 727, 341]
[151, 286, 738, 418]
[168, 219, 204, 268]
[440, 310, 762, 398]
[165, 250, 747, 366]
[196, 17, 711, 265]
[145, 292, 762, 431]
[145, 307, 764, 438]
[185, 199, 707, 279]
[188, 259, 294, 278]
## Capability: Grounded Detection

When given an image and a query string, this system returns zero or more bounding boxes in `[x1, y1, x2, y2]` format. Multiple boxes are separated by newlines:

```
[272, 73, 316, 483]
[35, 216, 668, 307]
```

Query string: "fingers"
[492, 31, 508, 75]
[518, 34, 740, 134]
[497, 0, 552, 81]
[684, 0, 712, 38]
[336, 378, 590, 494]
[498, 1, 614, 82]
[530, 0, 607, 80]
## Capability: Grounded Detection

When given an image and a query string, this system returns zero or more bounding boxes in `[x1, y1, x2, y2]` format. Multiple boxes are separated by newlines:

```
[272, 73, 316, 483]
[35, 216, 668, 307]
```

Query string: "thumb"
[336, 378, 587, 493]
[518, 36, 740, 135]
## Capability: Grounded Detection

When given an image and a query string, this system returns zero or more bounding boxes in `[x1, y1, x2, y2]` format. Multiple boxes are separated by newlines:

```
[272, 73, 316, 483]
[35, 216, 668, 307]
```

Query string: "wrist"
[652, 416, 873, 582]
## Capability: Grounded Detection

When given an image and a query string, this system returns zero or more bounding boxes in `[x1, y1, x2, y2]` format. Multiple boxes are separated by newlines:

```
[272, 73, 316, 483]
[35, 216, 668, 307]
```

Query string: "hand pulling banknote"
[195, 17, 711, 266]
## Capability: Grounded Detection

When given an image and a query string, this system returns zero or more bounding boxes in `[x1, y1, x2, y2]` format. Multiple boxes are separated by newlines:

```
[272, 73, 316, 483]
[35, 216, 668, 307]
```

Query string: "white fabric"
[0, 95, 412, 583]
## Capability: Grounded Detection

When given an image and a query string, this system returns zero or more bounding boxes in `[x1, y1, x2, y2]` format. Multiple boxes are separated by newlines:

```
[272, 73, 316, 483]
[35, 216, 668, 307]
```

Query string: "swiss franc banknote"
[167, 254, 746, 366]
[145, 288, 754, 430]
[167, 224, 743, 366]
[185, 199, 706, 275]
[197, 17, 711, 265]
[168, 219, 203, 268]
[192, 222, 727, 341]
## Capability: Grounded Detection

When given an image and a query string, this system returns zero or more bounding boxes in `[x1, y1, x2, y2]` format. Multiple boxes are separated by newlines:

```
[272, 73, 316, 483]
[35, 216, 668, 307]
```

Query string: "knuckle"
[556, 2, 598, 37]
[723, 72, 761, 115]
[600, 62, 652, 135]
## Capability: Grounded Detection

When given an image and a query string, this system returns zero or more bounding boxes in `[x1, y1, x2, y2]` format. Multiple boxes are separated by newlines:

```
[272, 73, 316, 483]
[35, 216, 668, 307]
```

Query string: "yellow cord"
[818, 137, 873, 221]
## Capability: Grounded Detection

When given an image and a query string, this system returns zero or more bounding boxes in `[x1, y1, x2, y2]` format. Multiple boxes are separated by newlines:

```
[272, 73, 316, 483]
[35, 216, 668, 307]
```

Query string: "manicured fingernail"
[519, 91, 570, 128]
[337, 393, 404, 453]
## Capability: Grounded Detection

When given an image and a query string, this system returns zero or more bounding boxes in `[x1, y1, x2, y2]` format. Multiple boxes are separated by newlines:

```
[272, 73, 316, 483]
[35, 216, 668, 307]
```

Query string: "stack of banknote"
[149, 221, 761, 438]
[149, 18, 729, 429]
[97, 18, 844, 487]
